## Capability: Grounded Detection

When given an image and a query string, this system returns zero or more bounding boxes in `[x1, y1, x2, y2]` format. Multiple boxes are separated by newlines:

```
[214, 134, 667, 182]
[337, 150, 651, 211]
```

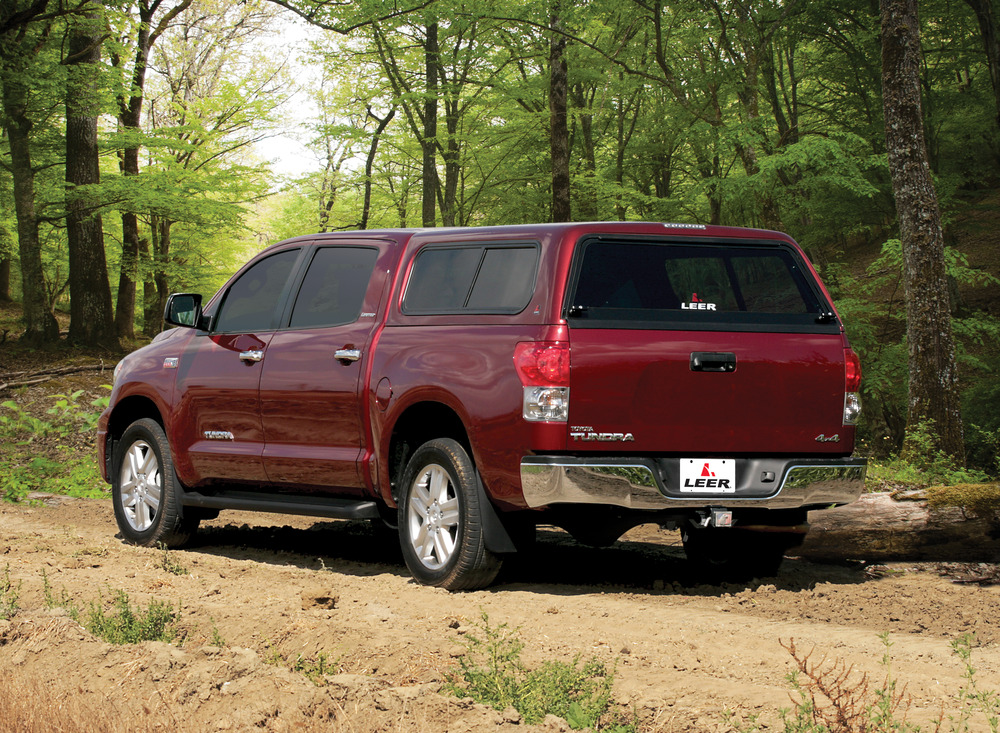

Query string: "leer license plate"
[680, 458, 736, 493]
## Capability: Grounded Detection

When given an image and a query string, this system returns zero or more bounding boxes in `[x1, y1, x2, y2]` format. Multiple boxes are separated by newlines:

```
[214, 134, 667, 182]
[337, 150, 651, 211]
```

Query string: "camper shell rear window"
[565, 236, 839, 333]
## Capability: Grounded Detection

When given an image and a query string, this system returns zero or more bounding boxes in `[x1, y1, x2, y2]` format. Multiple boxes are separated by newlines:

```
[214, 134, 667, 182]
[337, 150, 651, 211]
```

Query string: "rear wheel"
[112, 418, 198, 548]
[398, 438, 501, 590]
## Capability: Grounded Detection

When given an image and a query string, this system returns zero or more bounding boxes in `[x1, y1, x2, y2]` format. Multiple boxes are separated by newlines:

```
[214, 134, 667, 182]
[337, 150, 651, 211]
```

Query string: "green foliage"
[444, 611, 635, 731]
[0, 565, 20, 620]
[0, 389, 111, 503]
[83, 589, 178, 645]
[727, 633, 1000, 733]
[867, 421, 991, 490]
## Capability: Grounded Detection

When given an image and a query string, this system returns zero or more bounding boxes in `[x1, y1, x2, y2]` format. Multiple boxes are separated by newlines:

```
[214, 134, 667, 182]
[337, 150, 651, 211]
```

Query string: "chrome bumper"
[520, 457, 866, 511]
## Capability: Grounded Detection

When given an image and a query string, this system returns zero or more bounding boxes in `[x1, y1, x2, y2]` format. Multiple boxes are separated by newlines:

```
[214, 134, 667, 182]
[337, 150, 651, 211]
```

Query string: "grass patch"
[727, 633, 1000, 732]
[83, 589, 179, 645]
[444, 611, 635, 731]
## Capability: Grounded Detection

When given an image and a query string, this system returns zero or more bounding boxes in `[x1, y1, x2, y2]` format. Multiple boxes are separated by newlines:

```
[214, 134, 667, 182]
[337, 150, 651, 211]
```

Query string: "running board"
[181, 491, 380, 520]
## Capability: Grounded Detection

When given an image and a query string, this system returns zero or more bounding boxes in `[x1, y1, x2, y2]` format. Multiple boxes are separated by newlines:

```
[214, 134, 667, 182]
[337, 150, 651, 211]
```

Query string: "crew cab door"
[174, 247, 302, 485]
[564, 236, 851, 455]
[258, 243, 393, 494]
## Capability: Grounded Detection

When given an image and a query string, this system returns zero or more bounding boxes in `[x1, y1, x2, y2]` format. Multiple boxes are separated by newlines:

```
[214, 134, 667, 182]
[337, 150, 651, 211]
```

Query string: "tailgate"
[567, 329, 849, 454]
[563, 235, 852, 455]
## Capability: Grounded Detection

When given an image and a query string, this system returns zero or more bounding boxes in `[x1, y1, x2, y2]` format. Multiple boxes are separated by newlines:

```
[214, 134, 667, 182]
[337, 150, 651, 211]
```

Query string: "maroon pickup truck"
[98, 222, 866, 589]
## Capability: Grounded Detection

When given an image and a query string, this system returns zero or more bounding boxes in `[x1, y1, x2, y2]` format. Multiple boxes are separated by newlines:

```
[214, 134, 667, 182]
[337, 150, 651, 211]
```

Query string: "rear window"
[403, 243, 538, 314]
[567, 239, 835, 332]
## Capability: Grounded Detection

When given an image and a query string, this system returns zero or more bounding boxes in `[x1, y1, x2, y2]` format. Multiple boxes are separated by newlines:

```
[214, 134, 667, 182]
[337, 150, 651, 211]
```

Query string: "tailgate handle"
[690, 352, 736, 372]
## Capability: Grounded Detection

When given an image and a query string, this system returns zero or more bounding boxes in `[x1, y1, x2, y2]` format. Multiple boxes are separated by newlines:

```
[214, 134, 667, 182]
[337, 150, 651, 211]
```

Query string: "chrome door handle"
[334, 348, 361, 363]
[239, 349, 264, 363]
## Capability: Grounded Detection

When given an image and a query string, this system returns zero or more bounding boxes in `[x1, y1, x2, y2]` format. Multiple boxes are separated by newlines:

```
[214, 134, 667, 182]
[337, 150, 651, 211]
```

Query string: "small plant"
[84, 589, 178, 645]
[726, 633, 1000, 733]
[444, 611, 635, 731]
[263, 642, 342, 686]
[1, 565, 20, 620]
[158, 543, 189, 576]
[41, 569, 79, 619]
[209, 618, 226, 647]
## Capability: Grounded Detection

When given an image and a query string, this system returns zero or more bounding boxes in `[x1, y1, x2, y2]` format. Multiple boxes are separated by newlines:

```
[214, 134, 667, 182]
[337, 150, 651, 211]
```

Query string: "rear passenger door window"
[402, 243, 539, 314]
[289, 247, 379, 328]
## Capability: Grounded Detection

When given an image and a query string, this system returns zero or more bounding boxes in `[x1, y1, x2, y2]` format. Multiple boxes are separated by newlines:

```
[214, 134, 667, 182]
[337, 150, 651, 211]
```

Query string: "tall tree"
[0, 0, 61, 343]
[549, 1, 571, 222]
[65, 1, 117, 347]
[879, 0, 964, 459]
[112, 0, 193, 340]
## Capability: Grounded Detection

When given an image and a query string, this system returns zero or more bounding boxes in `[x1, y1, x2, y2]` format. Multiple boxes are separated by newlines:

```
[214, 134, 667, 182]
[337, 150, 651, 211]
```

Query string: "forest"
[1, 0, 999, 478]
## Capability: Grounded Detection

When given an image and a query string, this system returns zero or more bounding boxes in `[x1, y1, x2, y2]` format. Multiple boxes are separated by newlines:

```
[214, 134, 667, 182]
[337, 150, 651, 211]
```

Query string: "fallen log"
[0, 362, 109, 392]
[799, 491, 1000, 562]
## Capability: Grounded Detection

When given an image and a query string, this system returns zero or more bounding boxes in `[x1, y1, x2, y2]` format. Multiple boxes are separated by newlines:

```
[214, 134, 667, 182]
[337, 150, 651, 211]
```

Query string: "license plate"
[679, 458, 736, 493]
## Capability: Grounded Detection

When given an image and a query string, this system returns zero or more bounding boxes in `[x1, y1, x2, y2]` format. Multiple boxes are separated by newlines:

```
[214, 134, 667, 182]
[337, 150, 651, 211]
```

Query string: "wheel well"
[108, 396, 164, 440]
[387, 402, 471, 504]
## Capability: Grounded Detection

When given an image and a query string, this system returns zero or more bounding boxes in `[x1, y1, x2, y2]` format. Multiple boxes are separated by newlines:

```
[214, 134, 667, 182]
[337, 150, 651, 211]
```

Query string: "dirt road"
[2, 497, 999, 731]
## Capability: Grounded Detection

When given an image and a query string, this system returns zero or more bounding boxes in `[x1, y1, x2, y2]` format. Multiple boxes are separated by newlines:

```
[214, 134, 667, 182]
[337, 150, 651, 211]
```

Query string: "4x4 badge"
[815, 433, 840, 442]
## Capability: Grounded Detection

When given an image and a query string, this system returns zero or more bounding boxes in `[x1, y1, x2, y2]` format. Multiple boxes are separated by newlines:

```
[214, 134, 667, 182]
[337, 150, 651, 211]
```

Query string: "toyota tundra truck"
[97, 222, 866, 589]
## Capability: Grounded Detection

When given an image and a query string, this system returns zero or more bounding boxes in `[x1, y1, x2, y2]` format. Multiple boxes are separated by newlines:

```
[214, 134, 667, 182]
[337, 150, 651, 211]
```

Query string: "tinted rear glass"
[403, 244, 538, 314]
[568, 239, 833, 332]
[290, 247, 378, 328]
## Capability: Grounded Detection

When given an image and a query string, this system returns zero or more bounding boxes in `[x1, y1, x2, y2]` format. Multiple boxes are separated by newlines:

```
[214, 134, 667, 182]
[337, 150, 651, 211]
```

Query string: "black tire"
[682, 526, 800, 582]
[111, 418, 198, 548]
[397, 438, 502, 590]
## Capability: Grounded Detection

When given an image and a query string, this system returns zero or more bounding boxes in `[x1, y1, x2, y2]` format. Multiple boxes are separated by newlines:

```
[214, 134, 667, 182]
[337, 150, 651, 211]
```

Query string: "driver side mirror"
[163, 293, 204, 329]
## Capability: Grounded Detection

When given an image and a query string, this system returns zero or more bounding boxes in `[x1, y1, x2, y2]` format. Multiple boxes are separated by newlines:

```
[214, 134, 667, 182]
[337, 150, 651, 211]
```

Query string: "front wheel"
[398, 438, 501, 590]
[111, 418, 198, 548]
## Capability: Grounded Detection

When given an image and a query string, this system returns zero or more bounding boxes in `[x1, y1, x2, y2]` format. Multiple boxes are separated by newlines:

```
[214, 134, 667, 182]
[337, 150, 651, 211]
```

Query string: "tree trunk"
[114, 2, 152, 341]
[880, 0, 965, 460]
[0, 257, 9, 302]
[421, 21, 439, 228]
[360, 107, 395, 230]
[0, 220, 12, 301]
[549, 6, 571, 223]
[964, 0, 1000, 134]
[66, 5, 116, 348]
[0, 58, 59, 343]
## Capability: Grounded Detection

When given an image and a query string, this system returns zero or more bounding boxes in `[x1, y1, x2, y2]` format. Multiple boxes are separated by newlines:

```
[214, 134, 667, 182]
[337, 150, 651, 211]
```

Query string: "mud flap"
[475, 472, 518, 554]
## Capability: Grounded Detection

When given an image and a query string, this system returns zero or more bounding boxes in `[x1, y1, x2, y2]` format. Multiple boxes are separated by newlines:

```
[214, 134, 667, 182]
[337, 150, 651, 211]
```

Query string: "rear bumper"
[520, 456, 866, 511]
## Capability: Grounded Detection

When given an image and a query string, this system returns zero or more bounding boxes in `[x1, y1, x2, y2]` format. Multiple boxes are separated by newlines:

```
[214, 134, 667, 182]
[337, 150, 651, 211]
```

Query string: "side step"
[181, 490, 380, 520]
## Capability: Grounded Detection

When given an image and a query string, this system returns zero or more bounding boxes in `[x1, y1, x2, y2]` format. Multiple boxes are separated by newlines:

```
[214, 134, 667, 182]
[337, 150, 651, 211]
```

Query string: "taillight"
[845, 348, 861, 392]
[844, 348, 861, 425]
[514, 342, 570, 422]
[514, 342, 570, 386]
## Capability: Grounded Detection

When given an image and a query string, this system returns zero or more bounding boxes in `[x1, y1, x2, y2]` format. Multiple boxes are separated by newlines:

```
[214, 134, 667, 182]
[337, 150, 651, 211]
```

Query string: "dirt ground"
[3, 495, 1000, 732]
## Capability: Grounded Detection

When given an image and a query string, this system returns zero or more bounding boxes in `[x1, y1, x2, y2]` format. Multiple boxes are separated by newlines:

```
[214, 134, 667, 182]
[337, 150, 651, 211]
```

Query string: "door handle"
[239, 349, 264, 363]
[690, 351, 736, 372]
[334, 348, 361, 363]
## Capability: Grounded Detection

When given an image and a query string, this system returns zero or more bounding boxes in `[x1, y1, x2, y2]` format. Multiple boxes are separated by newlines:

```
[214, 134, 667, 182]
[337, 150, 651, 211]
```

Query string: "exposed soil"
[2, 496, 1000, 732]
